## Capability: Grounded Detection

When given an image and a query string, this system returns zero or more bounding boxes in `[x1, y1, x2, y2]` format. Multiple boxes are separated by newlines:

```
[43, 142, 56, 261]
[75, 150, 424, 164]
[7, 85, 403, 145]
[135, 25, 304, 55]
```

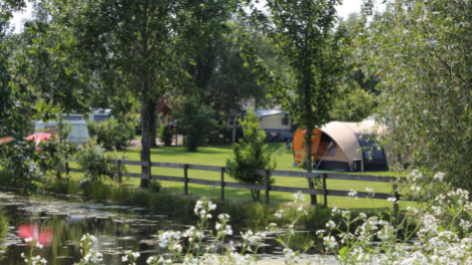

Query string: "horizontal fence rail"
[64, 159, 403, 208]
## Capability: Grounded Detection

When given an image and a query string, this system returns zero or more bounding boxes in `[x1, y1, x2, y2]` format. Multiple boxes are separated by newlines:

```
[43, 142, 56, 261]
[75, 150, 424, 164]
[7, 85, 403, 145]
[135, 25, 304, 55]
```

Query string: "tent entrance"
[355, 134, 389, 171]
[314, 132, 350, 171]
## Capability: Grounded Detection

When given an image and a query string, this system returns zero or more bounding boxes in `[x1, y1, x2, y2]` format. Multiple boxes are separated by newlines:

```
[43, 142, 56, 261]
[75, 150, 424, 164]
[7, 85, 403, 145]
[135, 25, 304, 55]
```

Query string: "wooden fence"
[65, 159, 403, 208]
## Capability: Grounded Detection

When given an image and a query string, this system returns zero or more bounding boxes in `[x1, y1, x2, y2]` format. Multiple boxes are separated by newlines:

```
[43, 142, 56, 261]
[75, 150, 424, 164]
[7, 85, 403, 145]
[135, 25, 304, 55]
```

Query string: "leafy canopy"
[358, 0, 472, 188]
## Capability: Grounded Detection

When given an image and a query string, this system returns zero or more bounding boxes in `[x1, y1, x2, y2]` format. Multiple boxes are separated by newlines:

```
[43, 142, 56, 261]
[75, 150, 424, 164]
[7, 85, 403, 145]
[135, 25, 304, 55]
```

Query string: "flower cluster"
[76, 234, 103, 265]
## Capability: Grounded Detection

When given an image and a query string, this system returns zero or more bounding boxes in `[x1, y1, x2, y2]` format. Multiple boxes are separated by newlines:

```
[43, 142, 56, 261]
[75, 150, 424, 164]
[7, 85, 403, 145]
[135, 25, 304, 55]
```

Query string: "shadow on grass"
[123, 143, 285, 157]
[161, 184, 318, 204]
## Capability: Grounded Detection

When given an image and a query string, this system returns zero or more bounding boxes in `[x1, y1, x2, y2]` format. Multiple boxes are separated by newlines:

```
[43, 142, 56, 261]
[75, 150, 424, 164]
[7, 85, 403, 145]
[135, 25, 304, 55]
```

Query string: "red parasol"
[26, 133, 53, 151]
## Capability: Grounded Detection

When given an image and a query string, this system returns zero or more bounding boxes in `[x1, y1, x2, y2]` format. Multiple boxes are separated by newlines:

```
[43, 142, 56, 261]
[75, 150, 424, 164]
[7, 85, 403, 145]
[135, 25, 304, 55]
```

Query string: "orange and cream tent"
[292, 120, 394, 172]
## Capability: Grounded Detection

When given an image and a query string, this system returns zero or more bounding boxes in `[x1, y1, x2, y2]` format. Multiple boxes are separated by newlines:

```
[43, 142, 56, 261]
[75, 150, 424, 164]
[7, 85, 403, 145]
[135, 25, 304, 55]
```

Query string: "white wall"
[258, 114, 291, 131]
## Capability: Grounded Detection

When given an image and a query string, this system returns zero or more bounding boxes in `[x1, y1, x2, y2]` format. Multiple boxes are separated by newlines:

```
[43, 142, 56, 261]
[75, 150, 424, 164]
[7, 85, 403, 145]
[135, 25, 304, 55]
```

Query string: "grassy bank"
[106, 143, 414, 209]
[0, 169, 415, 233]
[39, 177, 396, 231]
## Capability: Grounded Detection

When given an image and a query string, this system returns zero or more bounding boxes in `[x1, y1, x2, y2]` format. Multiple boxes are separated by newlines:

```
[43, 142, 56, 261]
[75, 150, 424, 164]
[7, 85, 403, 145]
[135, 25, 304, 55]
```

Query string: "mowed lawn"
[90, 143, 419, 210]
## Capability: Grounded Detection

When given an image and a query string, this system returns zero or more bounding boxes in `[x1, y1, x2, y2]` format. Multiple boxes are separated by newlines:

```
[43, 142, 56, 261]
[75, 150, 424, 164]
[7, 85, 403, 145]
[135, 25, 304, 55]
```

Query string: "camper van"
[34, 119, 89, 144]
[88, 109, 112, 122]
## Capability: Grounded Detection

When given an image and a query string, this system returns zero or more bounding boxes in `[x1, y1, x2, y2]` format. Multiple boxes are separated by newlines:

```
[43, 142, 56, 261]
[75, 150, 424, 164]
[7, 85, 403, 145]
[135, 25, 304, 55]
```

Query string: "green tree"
[87, 118, 135, 151]
[0, 0, 41, 193]
[159, 125, 174, 147]
[198, 19, 286, 114]
[48, 0, 238, 187]
[174, 95, 217, 151]
[257, 0, 351, 204]
[329, 86, 375, 122]
[358, 1, 472, 189]
[226, 109, 276, 201]
[9, 0, 92, 116]
[75, 139, 126, 189]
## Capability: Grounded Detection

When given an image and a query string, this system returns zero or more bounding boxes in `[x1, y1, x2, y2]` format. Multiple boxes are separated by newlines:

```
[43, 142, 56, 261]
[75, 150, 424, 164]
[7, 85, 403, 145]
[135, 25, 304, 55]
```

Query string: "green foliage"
[242, 1, 352, 205]
[36, 115, 77, 178]
[48, 0, 239, 188]
[0, 3, 40, 194]
[159, 125, 174, 147]
[149, 179, 162, 193]
[329, 87, 376, 122]
[358, 1, 472, 189]
[75, 139, 127, 184]
[174, 95, 217, 152]
[43, 178, 81, 195]
[226, 109, 276, 201]
[10, 1, 92, 115]
[128, 113, 142, 136]
[0, 209, 8, 241]
[87, 119, 135, 151]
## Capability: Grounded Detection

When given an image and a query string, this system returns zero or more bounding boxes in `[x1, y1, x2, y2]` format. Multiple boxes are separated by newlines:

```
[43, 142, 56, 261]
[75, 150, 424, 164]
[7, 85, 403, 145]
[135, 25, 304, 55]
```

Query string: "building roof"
[252, 109, 288, 118]
[35, 120, 87, 126]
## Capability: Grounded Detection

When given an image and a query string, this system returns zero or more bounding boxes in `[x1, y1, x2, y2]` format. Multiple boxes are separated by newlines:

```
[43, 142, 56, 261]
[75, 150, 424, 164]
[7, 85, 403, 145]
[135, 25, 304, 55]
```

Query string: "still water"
[0, 191, 321, 265]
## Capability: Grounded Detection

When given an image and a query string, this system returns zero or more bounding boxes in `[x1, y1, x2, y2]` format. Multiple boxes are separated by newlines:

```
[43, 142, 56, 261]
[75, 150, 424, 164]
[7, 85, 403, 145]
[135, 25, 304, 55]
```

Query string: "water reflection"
[0, 191, 322, 265]
[18, 225, 53, 246]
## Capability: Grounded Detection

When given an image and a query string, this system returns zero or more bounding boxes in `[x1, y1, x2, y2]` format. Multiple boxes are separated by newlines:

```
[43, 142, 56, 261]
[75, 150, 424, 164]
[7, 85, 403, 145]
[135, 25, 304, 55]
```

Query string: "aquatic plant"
[21, 238, 46, 265]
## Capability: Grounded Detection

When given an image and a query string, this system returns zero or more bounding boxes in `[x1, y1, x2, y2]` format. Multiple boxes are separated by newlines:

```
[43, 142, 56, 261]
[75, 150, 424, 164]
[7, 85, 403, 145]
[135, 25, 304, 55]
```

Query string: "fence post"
[147, 161, 151, 186]
[307, 173, 316, 206]
[117, 160, 122, 183]
[393, 183, 399, 216]
[221, 167, 225, 201]
[65, 161, 70, 177]
[184, 164, 189, 196]
[322, 173, 327, 208]
[264, 170, 270, 205]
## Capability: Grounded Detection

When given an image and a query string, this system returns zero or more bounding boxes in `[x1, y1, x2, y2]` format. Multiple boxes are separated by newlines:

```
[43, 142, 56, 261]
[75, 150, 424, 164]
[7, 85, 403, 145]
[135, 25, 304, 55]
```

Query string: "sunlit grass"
[64, 143, 417, 210]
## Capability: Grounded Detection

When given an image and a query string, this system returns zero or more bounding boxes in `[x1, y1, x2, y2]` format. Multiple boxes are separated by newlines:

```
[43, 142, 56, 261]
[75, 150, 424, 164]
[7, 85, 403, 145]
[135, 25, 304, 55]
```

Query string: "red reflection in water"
[18, 224, 53, 246]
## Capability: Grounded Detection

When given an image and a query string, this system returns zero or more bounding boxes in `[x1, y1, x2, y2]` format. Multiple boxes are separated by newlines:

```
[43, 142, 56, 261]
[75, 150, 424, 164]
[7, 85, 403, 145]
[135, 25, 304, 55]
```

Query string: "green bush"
[42, 178, 81, 195]
[0, 210, 8, 241]
[128, 113, 142, 136]
[36, 116, 77, 178]
[87, 118, 135, 151]
[173, 95, 216, 151]
[159, 125, 174, 146]
[149, 179, 162, 193]
[226, 108, 276, 201]
[75, 139, 127, 185]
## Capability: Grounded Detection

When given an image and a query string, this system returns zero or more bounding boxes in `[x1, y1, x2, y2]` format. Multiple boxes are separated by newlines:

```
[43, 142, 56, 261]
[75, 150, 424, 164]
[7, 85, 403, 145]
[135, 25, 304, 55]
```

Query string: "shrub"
[149, 179, 162, 193]
[226, 108, 276, 201]
[159, 125, 173, 146]
[128, 113, 142, 136]
[0, 210, 8, 241]
[42, 178, 81, 195]
[173, 95, 216, 151]
[87, 118, 135, 151]
[75, 139, 127, 186]
[37, 116, 77, 178]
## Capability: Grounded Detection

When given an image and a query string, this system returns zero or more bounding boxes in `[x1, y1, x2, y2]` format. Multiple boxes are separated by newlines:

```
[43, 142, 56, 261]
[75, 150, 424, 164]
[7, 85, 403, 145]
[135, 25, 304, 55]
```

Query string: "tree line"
[2, 0, 471, 196]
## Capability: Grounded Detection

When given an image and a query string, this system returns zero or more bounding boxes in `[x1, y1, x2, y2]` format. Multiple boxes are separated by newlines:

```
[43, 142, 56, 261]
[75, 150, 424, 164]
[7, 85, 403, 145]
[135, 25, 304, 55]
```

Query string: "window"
[281, 114, 289, 125]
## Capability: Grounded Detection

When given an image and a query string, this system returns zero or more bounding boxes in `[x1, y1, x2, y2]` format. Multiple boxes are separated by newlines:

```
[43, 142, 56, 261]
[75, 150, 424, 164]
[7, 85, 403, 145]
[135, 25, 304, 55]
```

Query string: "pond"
[0, 191, 325, 265]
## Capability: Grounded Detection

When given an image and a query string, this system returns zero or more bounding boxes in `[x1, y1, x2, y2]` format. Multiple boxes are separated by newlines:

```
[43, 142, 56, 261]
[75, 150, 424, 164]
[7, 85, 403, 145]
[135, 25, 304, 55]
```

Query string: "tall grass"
[0, 209, 8, 241]
[42, 178, 81, 194]
[1, 172, 393, 232]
